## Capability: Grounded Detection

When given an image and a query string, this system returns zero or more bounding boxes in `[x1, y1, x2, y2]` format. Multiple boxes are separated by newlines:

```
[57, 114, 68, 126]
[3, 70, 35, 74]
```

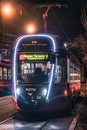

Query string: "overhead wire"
[50, 8, 70, 41]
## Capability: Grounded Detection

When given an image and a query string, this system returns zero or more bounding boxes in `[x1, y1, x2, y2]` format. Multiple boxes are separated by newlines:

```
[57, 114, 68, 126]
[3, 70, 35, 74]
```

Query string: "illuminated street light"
[2, 4, 14, 18]
[25, 24, 36, 34]
[3, 6, 11, 14]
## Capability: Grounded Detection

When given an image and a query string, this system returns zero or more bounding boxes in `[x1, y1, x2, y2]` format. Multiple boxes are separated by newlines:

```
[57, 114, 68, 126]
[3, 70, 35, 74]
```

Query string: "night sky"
[17, 0, 86, 40]
[0, 0, 86, 40]
[0, 0, 86, 64]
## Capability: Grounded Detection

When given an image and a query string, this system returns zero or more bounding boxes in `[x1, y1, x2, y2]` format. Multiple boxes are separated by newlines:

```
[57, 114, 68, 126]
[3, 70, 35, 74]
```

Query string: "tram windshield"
[17, 59, 53, 84]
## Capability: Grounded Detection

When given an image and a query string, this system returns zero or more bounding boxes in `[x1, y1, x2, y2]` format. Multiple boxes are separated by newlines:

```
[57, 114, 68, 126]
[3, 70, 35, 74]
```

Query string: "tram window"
[0, 67, 2, 79]
[69, 59, 81, 82]
[54, 65, 61, 83]
[3, 68, 7, 80]
[54, 55, 66, 83]
[21, 63, 30, 74]
[70, 76, 74, 80]
[20, 62, 50, 75]
[8, 69, 11, 80]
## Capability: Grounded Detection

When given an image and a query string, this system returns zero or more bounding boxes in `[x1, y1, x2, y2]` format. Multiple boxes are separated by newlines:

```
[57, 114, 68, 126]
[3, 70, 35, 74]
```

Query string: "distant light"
[64, 42, 67, 48]
[25, 24, 36, 34]
[3, 6, 11, 14]
[2, 4, 14, 18]
[28, 26, 34, 33]
[64, 90, 68, 96]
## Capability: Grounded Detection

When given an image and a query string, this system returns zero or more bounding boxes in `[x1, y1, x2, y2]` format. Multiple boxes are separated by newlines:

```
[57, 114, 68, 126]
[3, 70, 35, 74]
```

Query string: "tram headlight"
[16, 88, 21, 95]
[42, 88, 47, 96]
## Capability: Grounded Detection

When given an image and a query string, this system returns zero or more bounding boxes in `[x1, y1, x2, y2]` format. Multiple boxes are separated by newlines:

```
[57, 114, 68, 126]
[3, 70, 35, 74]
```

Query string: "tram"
[12, 34, 81, 113]
[0, 59, 12, 93]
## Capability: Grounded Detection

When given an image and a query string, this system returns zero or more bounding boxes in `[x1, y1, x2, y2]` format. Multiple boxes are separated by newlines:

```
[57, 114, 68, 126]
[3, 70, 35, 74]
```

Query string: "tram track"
[0, 101, 12, 107]
[0, 114, 75, 130]
[0, 117, 55, 130]
[0, 116, 13, 125]
[39, 119, 55, 130]
[0, 96, 12, 107]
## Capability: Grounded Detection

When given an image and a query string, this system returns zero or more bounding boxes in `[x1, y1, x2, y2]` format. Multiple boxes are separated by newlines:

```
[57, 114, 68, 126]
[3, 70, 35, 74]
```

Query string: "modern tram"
[12, 34, 81, 113]
[0, 59, 12, 93]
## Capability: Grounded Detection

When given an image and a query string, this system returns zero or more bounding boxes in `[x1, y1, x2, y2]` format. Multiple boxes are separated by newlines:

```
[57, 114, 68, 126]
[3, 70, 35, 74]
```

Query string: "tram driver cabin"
[12, 34, 81, 113]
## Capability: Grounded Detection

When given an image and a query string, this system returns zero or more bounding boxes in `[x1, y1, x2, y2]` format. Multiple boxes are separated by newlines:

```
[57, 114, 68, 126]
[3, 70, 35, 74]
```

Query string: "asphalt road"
[0, 96, 76, 130]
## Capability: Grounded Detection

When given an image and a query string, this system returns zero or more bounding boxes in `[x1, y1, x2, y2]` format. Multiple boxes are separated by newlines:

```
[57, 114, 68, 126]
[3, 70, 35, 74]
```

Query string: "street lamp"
[3, 6, 11, 14]
[1, 3, 16, 33]
[1, 4, 14, 19]
[25, 24, 36, 34]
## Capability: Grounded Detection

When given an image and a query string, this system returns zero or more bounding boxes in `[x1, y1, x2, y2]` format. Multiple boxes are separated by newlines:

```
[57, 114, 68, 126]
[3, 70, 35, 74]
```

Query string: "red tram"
[0, 59, 12, 93]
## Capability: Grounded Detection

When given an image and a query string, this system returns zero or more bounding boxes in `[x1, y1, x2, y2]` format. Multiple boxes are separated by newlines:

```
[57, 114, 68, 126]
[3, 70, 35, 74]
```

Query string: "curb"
[68, 117, 77, 130]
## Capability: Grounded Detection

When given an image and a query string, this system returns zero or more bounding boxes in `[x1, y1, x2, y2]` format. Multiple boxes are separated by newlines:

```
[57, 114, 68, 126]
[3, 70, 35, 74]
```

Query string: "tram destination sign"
[19, 54, 49, 61]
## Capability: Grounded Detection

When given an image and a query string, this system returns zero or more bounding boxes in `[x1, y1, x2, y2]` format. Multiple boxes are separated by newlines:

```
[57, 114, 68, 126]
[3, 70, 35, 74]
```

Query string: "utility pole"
[34, 3, 67, 33]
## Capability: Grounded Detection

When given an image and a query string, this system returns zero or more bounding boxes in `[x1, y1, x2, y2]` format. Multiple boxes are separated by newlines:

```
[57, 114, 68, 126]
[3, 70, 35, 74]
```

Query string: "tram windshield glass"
[17, 53, 54, 84]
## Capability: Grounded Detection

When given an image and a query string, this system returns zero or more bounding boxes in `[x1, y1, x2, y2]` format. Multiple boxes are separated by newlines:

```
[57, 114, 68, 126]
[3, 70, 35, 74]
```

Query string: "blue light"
[46, 64, 54, 100]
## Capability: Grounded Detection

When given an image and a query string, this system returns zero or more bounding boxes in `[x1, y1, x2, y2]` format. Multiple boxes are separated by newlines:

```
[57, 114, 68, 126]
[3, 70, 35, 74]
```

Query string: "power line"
[50, 8, 70, 41]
